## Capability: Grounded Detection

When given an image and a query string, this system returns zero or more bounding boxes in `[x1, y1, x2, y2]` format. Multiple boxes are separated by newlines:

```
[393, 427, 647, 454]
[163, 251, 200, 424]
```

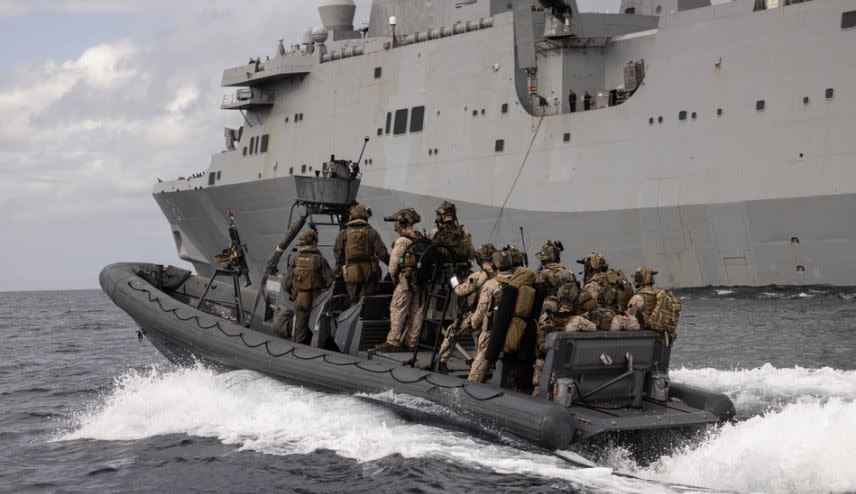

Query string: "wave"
[61, 364, 856, 494]
[671, 364, 856, 414]
[61, 365, 675, 494]
[630, 398, 856, 494]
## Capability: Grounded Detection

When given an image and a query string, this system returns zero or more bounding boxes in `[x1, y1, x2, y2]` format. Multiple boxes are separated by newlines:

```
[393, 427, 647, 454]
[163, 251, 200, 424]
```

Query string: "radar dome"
[303, 28, 314, 45]
[311, 26, 329, 44]
[318, 0, 356, 32]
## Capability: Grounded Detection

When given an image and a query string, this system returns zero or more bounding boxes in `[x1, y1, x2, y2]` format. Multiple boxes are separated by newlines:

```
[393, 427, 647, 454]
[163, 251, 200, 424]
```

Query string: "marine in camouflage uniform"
[428, 201, 477, 276]
[376, 209, 426, 353]
[633, 266, 659, 329]
[535, 240, 577, 314]
[609, 294, 643, 331]
[281, 229, 334, 344]
[436, 244, 497, 373]
[467, 248, 534, 385]
[333, 203, 390, 306]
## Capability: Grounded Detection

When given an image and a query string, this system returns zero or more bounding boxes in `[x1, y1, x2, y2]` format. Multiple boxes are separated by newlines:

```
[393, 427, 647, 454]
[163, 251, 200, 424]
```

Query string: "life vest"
[344, 224, 373, 262]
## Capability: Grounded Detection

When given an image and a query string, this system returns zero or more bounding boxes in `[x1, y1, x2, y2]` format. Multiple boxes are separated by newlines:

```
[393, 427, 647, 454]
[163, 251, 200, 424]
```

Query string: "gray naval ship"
[154, 0, 856, 288]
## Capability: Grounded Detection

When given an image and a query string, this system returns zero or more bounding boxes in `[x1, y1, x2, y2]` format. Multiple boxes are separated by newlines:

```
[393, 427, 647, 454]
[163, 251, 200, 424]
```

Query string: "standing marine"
[429, 201, 477, 276]
[535, 240, 577, 313]
[436, 243, 497, 373]
[333, 202, 390, 306]
[281, 229, 335, 344]
[468, 247, 536, 386]
[376, 208, 426, 353]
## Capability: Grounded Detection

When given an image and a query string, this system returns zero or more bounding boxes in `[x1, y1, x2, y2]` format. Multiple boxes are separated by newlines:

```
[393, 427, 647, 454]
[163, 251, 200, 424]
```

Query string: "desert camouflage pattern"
[467, 275, 506, 383]
[384, 234, 424, 348]
[438, 268, 492, 364]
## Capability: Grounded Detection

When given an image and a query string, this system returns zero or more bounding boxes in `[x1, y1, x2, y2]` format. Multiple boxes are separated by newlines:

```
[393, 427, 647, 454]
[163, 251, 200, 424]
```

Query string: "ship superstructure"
[154, 0, 856, 287]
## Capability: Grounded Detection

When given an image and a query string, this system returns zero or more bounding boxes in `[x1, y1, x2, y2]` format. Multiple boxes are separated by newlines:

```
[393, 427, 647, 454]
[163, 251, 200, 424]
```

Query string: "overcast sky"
[0, 0, 621, 292]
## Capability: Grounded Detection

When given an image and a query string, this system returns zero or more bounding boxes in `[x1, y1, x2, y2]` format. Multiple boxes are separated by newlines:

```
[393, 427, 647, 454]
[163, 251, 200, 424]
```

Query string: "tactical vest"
[345, 225, 373, 262]
[292, 253, 321, 292]
[432, 226, 472, 263]
[537, 264, 577, 296]
[400, 232, 427, 269]
[591, 269, 632, 311]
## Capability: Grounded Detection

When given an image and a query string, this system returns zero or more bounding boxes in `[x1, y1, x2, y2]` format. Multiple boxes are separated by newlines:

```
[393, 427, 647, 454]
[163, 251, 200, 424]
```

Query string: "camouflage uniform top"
[453, 268, 494, 327]
[333, 219, 390, 273]
[428, 226, 478, 260]
[536, 263, 577, 296]
[283, 246, 335, 295]
[470, 275, 505, 333]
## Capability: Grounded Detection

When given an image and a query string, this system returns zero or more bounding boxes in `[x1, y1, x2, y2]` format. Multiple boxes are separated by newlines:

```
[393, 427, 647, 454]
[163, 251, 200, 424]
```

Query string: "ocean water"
[1, 288, 856, 493]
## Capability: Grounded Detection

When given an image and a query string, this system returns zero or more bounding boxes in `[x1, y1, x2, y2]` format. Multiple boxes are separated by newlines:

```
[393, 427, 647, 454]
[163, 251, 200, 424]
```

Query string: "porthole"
[791, 237, 800, 245]
[756, 100, 766, 111]
[717, 108, 723, 117]
[826, 88, 835, 100]
[649, 117, 654, 125]
[796, 265, 806, 272]
[434, 148, 439, 155]
[691, 112, 697, 120]
[285, 117, 289, 123]
[473, 110, 478, 117]
[803, 96, 810, 105]
[657, 116, 663, 124]
[481, 109, 486, 115]
[563, 133, 571, 142]
[301, 164, 307, 173]
[429, 149, 433, 156]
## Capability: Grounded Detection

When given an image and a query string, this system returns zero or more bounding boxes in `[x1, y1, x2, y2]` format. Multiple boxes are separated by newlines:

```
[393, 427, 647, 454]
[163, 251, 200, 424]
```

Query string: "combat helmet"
[435, 200, 457, 217]
[384, 208, 421, 226]
[349, 202, 370, 220]
[297, 229, 318, 247]
[477, 243, 498, 264]
[492, 248, 515, 272]
[537, 240, 564, 263]
[556, 282, 580, 313]
[508, 247, 526, 268]
[633, 266, 657, 289]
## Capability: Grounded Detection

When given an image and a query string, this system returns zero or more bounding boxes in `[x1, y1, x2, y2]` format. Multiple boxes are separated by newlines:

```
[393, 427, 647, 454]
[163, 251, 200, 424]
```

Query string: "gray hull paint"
[154, 176, 856, 287]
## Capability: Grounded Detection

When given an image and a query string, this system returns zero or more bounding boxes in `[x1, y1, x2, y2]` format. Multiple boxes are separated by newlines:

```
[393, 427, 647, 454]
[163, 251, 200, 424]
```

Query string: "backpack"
[647, 290, 683, 332]
[593, 269, 632, 310]
[432, 226, 473, 263]
[345, 225, 373, 262]
[292, 253, 319, 292]
[497, 268, 537, 353]
[401, 232, 433, 285]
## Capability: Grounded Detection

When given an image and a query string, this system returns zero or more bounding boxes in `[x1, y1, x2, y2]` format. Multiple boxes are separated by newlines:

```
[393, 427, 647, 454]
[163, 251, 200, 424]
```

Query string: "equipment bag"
[503, 317, 528, 353]
[648, 290, 682, 332]
[292, 254, 318, 292]
[513, 284, 536, 319]
[485, 284, 518, 363]
[343, 263, 366, 284]
[294, 290, 312, 311]
[345, 226, 373, 262]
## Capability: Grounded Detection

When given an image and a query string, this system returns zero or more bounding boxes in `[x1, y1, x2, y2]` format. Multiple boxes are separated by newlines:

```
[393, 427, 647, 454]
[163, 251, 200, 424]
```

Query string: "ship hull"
[154, 176, 856, 287]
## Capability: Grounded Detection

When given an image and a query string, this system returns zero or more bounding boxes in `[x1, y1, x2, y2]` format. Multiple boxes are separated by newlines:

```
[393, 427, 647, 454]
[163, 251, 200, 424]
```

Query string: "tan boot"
[375, 341, 402, 353]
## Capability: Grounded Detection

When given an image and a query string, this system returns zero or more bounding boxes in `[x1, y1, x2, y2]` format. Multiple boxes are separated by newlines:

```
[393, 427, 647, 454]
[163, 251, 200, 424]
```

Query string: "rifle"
[215, 208, 252, 287]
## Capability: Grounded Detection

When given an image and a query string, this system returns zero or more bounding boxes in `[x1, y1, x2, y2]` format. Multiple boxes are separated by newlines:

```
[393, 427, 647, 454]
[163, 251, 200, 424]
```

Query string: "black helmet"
[492, 249, 514, 272]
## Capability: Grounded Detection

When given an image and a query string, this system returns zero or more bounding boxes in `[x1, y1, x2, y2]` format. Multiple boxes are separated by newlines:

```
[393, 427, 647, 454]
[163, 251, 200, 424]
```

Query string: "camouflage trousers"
[531, 358, 545, 397]
[273, 307, 293, 339]
[386, 283, 424, 349]
[467, 330, 492, 383]
[438, 319, 478, 364]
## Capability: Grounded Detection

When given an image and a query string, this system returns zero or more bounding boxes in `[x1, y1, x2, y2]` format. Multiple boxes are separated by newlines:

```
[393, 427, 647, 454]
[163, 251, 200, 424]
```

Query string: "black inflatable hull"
[100, 263, 577, 451]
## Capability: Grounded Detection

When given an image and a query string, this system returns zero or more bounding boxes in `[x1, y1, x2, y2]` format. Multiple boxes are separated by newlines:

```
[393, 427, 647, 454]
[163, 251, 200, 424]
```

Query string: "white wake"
[62, 364, 856, 494]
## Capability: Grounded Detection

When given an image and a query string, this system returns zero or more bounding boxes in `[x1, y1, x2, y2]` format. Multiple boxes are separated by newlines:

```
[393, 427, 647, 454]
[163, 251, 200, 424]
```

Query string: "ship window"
[656, 5, 662, 14]
[294, 113, 299, 122]
[679, 110, 687, 121]
[625, 7, 635, 14]
[410, 106, 425, 133]
[208, 173, 216, 186]
[285, 116, 289, 123]
[692, 112, 697, 120]
[495, 139, 505, 152]
[301, 164, 307, 173]
[385, 112, 392, 135]
[563, 133, 571, 142]
[803, 96, 810, 105]
[826, 88, 835, 100]
[501, 103, 509, 114]
[217, 171, 222, 180]
[260, 134, 269, 153]
[289, 166, 294, 175]
[255, 137, 260, 154]
[649, 117, 654, 125]
[374, 67, 383, 79]
[658, 116, 663, 124]
[842, 11, 856, 29]
[756, 100, 766, 111]
[377, 128, 383, 136]
[434, 148, 438, 155]
[717, 108, 724, 117]
[250, 137, 255, 154]
[393, 108, 408, 135]
[472, 110, 478, 117]
[243, 146, 247, 156]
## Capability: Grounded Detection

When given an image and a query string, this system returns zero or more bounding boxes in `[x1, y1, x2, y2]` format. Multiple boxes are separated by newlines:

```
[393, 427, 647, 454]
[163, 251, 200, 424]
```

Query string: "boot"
[437, 361, 449, 374]
[375, 341, 402, 353]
